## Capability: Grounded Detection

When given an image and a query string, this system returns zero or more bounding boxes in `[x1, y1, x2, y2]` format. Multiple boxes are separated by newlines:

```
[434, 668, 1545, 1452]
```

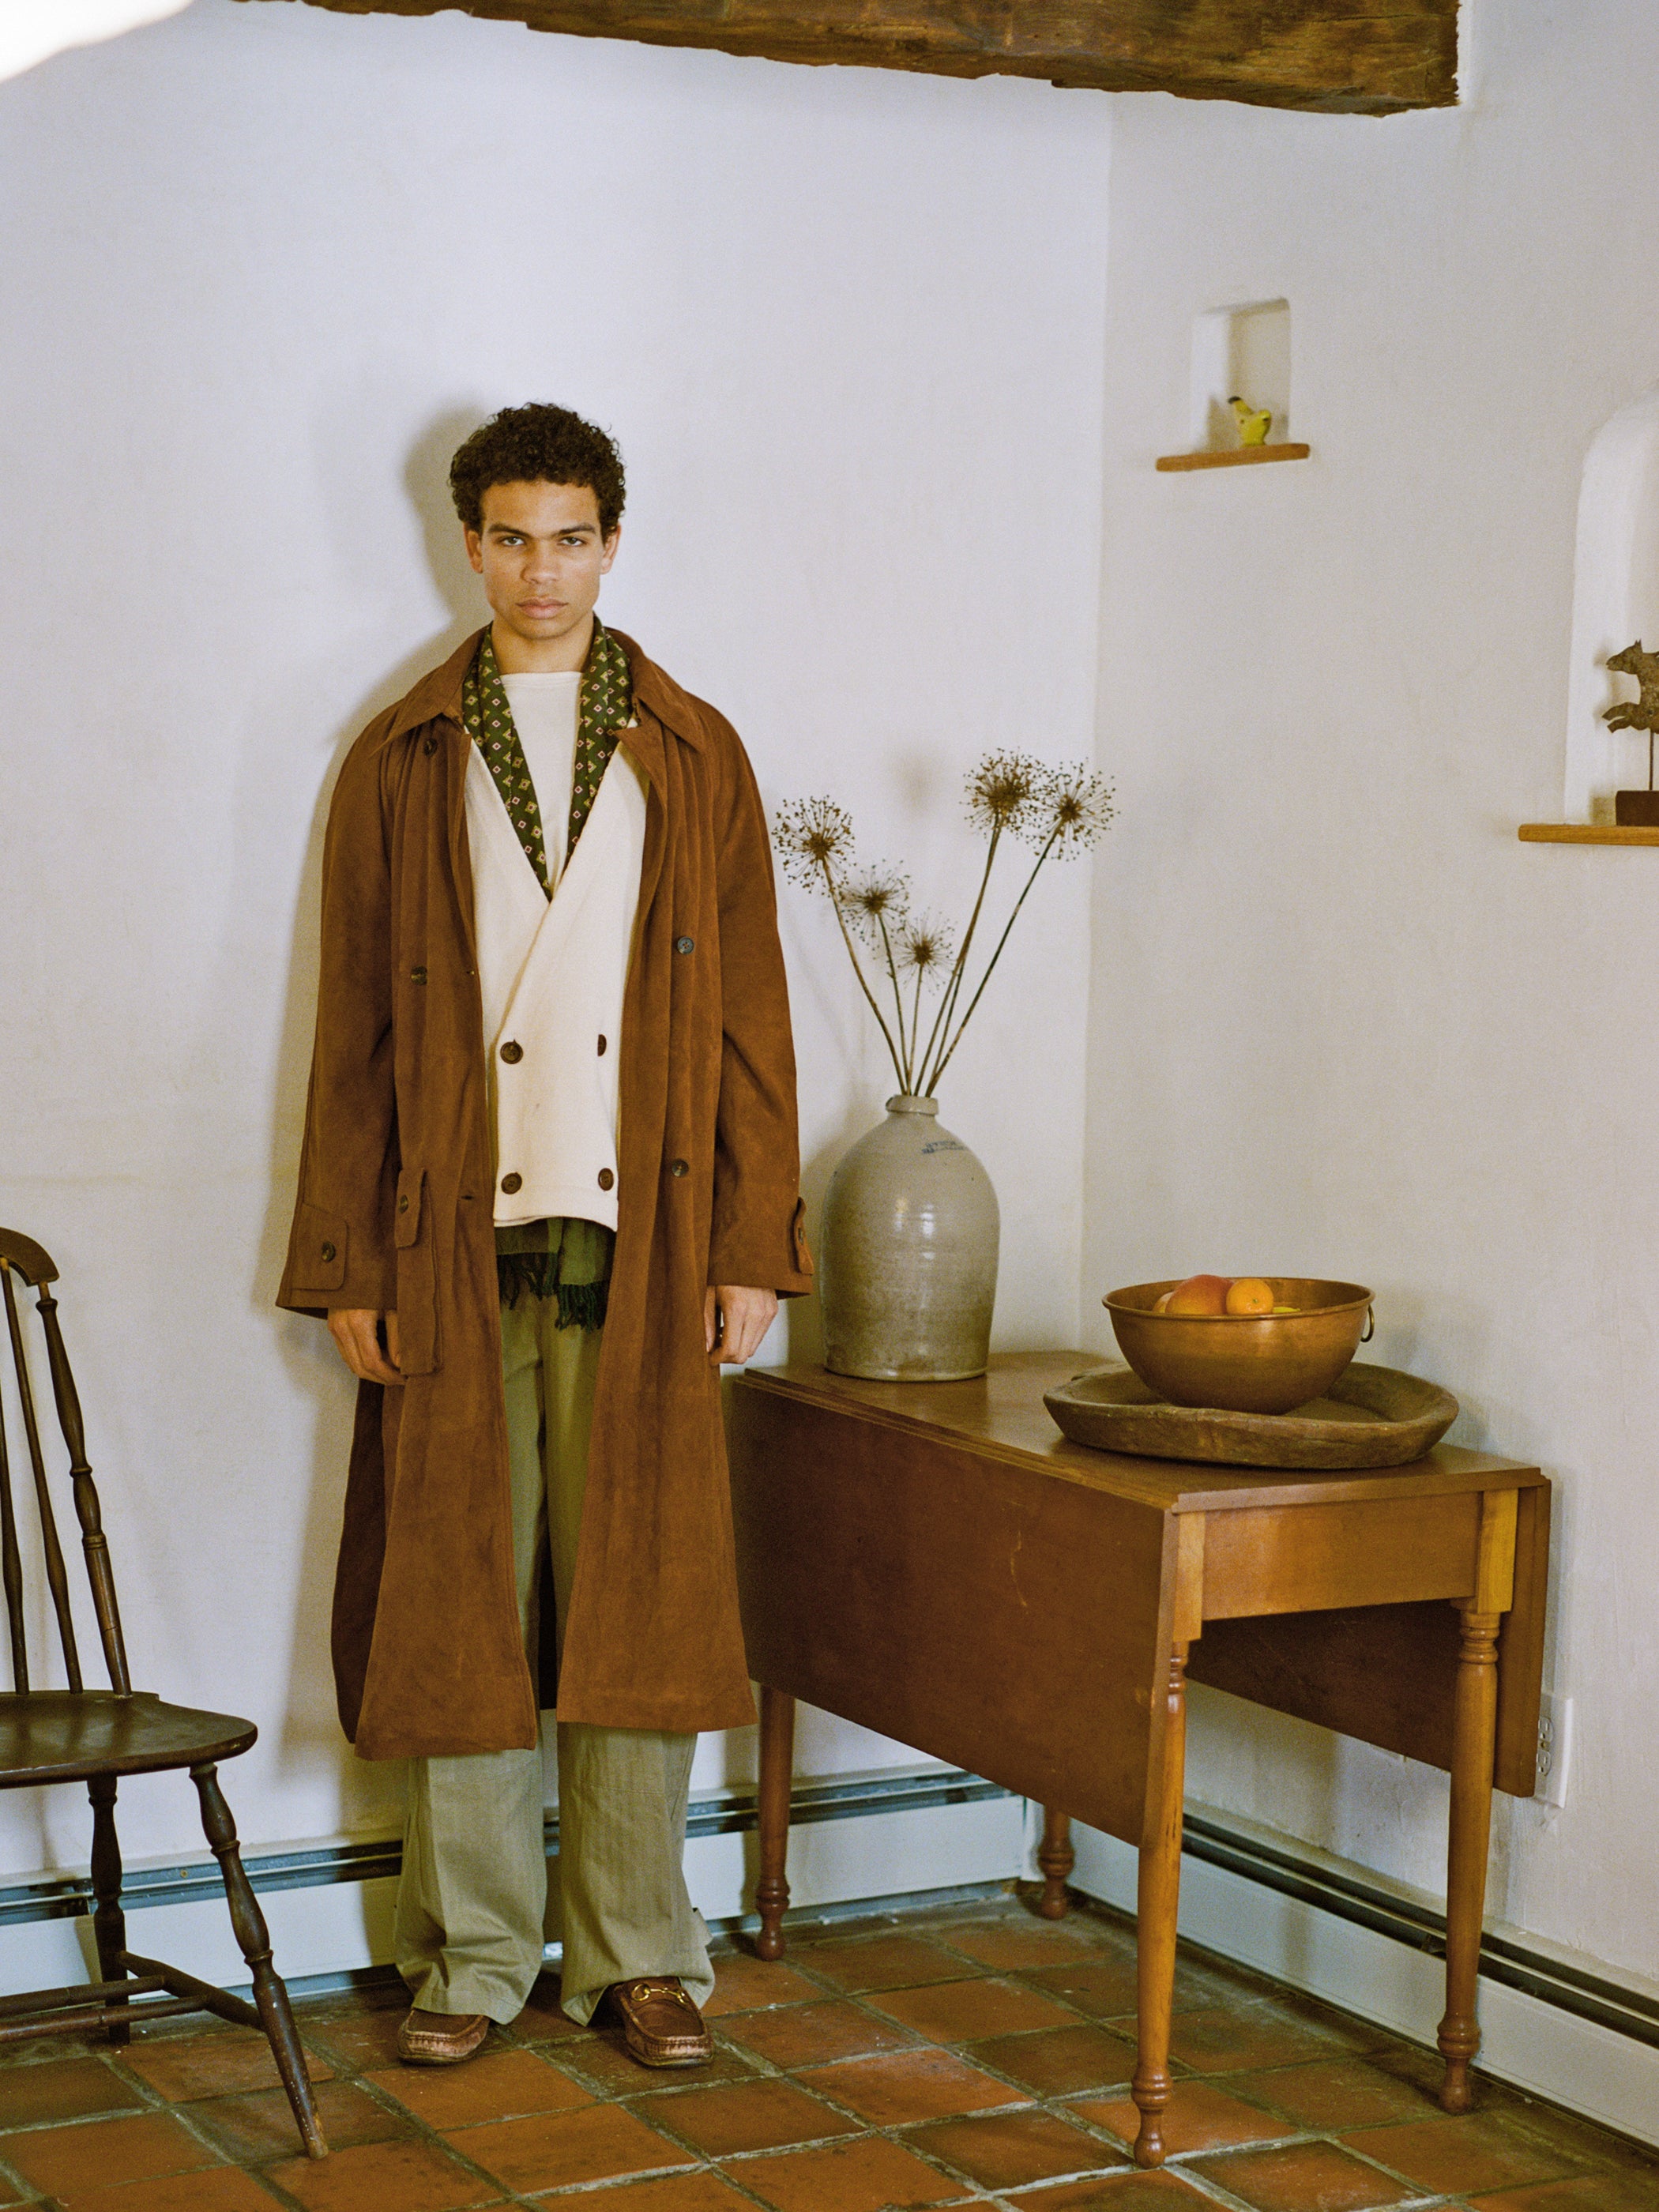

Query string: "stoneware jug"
[819, 1096, 999, 1380]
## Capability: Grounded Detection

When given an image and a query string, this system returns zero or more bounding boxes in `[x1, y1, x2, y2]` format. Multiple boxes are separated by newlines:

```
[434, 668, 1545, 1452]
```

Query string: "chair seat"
[0, 1692, 255, 1785]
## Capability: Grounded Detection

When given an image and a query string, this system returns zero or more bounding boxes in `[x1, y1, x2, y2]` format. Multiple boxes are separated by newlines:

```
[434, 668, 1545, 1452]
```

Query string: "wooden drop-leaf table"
[725, 1352, 1548, 2169]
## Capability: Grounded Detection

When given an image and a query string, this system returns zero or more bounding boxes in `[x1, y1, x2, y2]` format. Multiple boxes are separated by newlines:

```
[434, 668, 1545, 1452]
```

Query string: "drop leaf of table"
[726, 1351, 1547, 2170]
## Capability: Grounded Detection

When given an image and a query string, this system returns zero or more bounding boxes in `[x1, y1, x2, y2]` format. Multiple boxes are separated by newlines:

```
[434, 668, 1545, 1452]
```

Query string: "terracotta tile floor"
[0, 1890, 1653, 2210]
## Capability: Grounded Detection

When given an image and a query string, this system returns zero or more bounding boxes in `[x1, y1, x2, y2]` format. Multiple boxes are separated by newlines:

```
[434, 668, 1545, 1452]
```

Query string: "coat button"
[596, 1035, 607, 1056]
[499, 1040, 523, 1063]
[397, 1194, 408, 1213]
[501, 1172, 522, 1194]
[321, 1241, 337, 1262]
[670, 1158, 689, 1178]
[675, 935, 694, 955]
[597, 1168, 615, 1191]
[410, 967, 427, 985]
[423, 735, 438, 756]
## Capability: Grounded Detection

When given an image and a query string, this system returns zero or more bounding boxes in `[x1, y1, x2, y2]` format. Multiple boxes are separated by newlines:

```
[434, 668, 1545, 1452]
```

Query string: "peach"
[1165, 1273, 1232, 1316]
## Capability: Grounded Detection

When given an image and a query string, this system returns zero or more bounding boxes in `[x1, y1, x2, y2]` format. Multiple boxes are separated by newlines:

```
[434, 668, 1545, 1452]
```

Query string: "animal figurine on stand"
[1603, 639, 1659, 825]
[1229, 395, 1273, 447]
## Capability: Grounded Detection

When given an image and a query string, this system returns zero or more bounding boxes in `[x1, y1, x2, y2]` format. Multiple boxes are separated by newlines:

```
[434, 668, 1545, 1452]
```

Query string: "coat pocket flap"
[289, 1203, 348, 1292]
[394, 1169, 426, 1248]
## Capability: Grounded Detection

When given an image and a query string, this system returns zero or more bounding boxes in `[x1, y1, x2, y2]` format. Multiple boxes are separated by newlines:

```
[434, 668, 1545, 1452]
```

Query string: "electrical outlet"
[1537, 1692, 1574, 1808]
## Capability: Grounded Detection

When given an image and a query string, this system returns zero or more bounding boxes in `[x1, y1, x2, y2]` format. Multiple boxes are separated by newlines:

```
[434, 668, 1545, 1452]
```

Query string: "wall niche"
[1562, 389, 1659, 825]
[1157, 299, 1307, 473]
[1191, 299, 1292, 452]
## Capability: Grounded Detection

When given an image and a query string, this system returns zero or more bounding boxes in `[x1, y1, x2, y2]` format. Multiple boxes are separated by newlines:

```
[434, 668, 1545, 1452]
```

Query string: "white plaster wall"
[0, 0, 1107, 1874]
[1085, 0, 1659, 1983]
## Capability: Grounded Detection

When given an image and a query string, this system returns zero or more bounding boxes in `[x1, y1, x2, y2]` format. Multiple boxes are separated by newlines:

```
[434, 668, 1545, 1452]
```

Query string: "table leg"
[1037, 1808, 1074, 1919]
[755, 1684, 796, 1961]
[1438, 1601, 1501, 2111]
[1132, 1642, 1190, 2169]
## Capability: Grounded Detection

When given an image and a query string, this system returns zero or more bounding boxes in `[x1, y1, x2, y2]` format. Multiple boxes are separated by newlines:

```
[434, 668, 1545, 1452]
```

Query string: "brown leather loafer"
[604, 1977, 712, 2067]
[397, 2007, 491, 2066]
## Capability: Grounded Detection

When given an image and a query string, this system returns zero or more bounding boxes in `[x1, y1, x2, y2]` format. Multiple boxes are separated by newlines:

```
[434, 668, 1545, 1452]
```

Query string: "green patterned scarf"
[496, 1216, 613, 1330]
[463, 619, 631, 1326]
[461, 620, 633, 894]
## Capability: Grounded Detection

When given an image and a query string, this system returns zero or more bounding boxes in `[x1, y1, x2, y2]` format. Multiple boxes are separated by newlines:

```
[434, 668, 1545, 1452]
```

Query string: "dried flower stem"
[875, 911, 912, 1082]
[926, 827, 1059, 1091]
[818, 856, 906, 1091]
[915, 824, 1003, 1096]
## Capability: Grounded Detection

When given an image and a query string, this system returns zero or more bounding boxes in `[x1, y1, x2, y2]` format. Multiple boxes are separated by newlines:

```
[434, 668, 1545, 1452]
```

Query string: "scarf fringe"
[496, 1252, 611, 1330]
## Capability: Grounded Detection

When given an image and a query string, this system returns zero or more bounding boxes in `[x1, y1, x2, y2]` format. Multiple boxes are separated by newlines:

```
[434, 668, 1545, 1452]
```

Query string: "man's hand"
[705, 1285, 777, 1367]
[328, 1308, 404, 1386]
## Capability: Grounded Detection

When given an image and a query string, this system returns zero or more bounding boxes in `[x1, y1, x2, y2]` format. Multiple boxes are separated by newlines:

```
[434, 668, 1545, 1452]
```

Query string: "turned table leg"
[755, 1684, 796, 1960]
[1037, 1808, 1074, 1919]
[1437, 1487, 1517, 2115]
[1132, 1642, 1190, 2169]
[1438, 1601, 1501, 2110]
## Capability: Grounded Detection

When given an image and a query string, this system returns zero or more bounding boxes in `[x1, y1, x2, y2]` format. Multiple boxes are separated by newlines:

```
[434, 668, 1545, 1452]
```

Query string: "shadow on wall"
[256, 405, 491, 1789]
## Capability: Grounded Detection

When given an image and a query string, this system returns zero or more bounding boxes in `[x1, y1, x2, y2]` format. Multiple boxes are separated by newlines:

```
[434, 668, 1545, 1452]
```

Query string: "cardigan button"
[499, 1040, 523, 1063]
[423, 735, 438, 756]
[501, 1172, 522, 1194]
[397, 1194, 408, 1213]
[675, 935, 694, 955]
[320, 1241, 337, 1262]
[669, 1158, 689, 1178]
[410, 967, 427, 985]
[597, 1168, 615, 1191]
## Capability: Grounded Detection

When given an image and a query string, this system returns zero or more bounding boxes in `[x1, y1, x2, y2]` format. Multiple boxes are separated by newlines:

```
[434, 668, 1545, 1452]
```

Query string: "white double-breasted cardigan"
[463, 717, 649, 1228]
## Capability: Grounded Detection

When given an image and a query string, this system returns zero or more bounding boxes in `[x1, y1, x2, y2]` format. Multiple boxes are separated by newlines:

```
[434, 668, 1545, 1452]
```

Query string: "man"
[278, 404, 811, 2069]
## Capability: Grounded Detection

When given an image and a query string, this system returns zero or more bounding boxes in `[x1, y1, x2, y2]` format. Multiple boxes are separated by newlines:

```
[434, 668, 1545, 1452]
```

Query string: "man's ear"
[464, 525, 484, 575]
[600, 525, 621, 576]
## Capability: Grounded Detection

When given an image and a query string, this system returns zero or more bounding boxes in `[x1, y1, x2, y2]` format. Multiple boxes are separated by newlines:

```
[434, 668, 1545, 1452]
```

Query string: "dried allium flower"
[1030, 764, 1116, 853]
[897, 914, 954, 972]
[773, 796, 855, 893]
[965, 750, 1044, 837]
[839, 867, 910, 946]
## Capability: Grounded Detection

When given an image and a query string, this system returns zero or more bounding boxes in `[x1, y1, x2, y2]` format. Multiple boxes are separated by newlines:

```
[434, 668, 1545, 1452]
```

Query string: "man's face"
[465, 479, 619, 654]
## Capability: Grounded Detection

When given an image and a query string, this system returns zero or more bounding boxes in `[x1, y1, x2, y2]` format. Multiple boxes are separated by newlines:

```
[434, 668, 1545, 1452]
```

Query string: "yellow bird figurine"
[1230, 395, 1272, 446]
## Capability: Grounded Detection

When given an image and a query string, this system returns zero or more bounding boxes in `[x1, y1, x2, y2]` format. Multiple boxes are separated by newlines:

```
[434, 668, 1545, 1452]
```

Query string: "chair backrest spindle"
[0, 1358, 28, 1691]
[33, 1288, 130, 1695]
[0, 1256, 85, 1693]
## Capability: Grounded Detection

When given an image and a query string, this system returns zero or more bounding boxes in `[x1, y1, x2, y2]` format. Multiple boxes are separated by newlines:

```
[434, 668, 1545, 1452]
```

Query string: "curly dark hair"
[449, 404, 626, 538]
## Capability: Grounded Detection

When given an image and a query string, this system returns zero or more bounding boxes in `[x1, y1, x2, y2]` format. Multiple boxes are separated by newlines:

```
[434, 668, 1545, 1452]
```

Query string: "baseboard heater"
[0, 1766, 1007, 1927]
[3, 1776, 1653, 2060]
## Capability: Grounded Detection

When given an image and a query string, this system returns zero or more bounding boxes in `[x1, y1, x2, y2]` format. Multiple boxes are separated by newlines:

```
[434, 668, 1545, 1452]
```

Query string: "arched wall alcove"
[1563, 388, 1659, 822]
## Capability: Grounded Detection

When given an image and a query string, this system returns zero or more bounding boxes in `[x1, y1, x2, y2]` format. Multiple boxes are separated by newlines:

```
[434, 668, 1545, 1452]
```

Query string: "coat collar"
[375, 624, 708, 754]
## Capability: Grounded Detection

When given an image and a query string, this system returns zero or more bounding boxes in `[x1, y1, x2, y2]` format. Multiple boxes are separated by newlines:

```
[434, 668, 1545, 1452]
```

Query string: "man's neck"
[491, 611, 594, 675]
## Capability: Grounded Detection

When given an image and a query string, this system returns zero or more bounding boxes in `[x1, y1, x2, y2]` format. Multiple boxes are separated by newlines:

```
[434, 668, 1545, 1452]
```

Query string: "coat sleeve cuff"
[276, 1202, 395, 1318]
[709, 1197, 814, 1298]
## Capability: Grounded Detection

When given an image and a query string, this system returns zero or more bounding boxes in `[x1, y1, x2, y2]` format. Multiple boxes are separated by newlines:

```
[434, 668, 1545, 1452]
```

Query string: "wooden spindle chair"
[0, 1228, 325, 2158]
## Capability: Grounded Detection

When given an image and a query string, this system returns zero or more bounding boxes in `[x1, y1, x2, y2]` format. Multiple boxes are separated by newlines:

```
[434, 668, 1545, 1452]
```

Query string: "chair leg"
[192, 1762, 327, 2160]
[88, 1774, 130, 2045]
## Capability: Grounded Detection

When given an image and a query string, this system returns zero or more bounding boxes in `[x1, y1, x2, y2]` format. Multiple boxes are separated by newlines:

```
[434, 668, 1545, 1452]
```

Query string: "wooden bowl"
[1103, 1279, 1374, 1416]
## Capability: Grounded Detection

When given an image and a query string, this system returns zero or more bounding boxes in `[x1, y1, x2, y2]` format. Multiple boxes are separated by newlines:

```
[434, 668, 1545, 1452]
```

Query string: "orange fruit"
[1166, 1273, 1232, 1316]
[1225, 1278, 1275, 1315]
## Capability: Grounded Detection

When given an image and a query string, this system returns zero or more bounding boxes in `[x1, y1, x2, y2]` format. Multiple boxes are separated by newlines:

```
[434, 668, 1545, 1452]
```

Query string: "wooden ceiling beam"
[254, 2, 1458, 115]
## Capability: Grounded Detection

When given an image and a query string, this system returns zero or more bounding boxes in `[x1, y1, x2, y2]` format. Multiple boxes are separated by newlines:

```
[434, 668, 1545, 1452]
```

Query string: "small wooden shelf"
[1156, 442, 1311, 473]
[1518, 824, 1659, 845]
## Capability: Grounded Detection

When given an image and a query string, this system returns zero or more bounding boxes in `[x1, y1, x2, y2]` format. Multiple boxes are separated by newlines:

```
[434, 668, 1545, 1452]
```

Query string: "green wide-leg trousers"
[393, 1294, 712, 2026]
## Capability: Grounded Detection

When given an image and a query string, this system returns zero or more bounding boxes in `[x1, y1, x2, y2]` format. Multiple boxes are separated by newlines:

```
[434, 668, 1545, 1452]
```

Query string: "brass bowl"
[1103, 1280, 1374, 1416]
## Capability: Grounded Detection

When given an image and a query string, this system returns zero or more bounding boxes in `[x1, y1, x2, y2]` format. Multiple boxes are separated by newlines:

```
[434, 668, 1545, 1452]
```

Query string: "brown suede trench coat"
[276, 628, 812, 1761]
